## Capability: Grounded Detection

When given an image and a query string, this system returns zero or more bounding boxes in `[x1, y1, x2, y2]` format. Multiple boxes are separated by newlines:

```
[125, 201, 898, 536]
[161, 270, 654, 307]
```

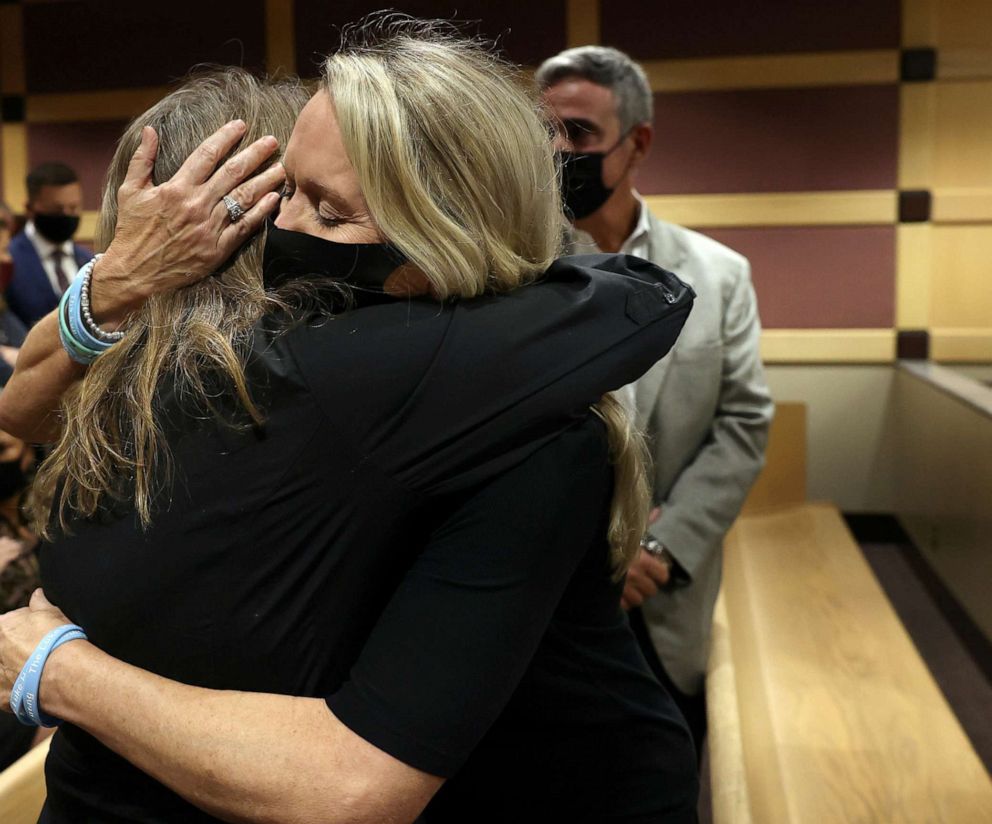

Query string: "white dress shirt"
[25, 220, 79, 296]
[572, 194, 653, 413]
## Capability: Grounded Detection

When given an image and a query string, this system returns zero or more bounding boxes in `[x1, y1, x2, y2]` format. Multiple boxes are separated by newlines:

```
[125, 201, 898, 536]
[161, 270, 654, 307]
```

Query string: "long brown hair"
[33, 70, 309, 534]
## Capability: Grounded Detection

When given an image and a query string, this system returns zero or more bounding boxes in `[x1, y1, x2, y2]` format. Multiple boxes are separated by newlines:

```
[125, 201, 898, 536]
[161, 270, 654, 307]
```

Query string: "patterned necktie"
[51, 249, 71, 293]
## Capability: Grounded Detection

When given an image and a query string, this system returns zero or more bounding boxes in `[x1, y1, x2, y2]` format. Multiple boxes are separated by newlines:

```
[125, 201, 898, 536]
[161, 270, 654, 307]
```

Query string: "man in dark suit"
[6, 162, 92, 327]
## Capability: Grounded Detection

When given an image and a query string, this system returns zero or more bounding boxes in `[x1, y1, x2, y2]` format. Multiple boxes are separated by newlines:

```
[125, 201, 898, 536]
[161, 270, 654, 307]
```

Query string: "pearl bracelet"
[78, 255, 124, 344]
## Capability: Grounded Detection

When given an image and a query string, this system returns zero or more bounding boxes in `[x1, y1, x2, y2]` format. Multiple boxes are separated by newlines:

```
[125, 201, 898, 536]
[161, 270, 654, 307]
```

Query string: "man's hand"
[621, 548, 671, 611]
[0, 589, 73, 707]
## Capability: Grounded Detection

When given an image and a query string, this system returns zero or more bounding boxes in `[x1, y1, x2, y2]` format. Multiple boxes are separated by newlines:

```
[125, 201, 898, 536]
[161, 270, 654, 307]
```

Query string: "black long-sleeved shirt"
[39, 254, 697, 822]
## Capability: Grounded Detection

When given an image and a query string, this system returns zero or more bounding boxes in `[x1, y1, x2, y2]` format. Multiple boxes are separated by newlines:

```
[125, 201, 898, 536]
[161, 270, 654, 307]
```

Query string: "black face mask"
[33, 212, 80, 245]
[0, 458, 27, 501]
[558, 131, 634, 221]
[262, 217, 406, 294]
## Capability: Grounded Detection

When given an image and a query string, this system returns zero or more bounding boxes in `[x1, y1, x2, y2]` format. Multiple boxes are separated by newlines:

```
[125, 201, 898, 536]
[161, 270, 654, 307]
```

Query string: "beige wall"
[893, 367, 992, 638]
[765, 365, 900, 512]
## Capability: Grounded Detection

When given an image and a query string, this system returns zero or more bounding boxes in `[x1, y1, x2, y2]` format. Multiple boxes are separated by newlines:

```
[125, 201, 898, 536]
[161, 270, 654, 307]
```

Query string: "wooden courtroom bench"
[0, 735, 50, 824]
[707, 405, 992, 822]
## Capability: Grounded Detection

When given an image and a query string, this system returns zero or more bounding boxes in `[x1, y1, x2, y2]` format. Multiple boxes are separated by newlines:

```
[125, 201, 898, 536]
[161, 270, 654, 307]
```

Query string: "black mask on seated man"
[558, 129, 635, 221]
[261, 216, 407, 293]
[33, 213, 80, 245]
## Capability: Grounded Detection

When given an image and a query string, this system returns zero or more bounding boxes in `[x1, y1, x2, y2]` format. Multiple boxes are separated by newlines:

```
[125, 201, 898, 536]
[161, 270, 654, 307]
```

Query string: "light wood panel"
[932, 80, 992, 189]
[706, 595, 752, 824]
[932, 187, 992, 222]
[24, 88, 170, 124]
[0, 737, 50, 824]
[933, 0, 992, 51]
[642, 191, 895, 229]
[265, 0, 296, 76]
[896, 224, 932, 328]
[740, 402, 807, 515]
[566, 0, 600, 47]
[760, 330, 896, 364]
[929, 225, 992, 328]
[902, 0, 938, 47]
[898, 83, 936, 190]
[0, 4, 25, 95]
[1, 124, 29, 212]
[643, 50, 898, 93]
[930, 328, 992, 361]
[722, 502, 992, 823]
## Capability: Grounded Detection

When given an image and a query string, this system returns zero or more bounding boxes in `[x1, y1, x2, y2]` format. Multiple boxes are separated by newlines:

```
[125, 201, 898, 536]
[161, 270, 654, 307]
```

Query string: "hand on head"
[90, 120, 286, 325]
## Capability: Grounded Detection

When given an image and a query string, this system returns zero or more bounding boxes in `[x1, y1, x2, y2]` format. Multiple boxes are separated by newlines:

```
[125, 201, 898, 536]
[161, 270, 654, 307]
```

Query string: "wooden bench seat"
[0, 735, 50, 824]
[708, 502, 992, 823]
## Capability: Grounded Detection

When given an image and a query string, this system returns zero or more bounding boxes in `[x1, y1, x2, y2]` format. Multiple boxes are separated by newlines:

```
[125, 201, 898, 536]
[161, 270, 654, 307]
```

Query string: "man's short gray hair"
[535, 46, 653, 133]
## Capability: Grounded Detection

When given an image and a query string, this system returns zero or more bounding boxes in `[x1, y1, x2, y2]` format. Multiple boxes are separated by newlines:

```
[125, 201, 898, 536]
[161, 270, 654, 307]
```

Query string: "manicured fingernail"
[263, 135, 278, 148]
[232, 119, 246, 131]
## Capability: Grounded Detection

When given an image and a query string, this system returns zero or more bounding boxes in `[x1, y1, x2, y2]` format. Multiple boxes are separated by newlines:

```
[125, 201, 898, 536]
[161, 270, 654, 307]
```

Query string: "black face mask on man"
[33, 213, 80, 245]
[261, 216, 406, 293]
[558, 130, 635, 221]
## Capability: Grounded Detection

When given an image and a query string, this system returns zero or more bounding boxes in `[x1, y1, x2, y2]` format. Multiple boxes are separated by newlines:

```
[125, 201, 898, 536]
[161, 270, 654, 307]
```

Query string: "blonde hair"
[326, 18, 650, 571]
[33, 69, 309, 535]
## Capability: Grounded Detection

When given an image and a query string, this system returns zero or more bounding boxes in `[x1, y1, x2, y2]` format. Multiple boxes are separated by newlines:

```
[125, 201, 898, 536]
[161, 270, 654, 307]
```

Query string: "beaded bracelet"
[78, 255, 124, 344]
[58, 255, 127, 365]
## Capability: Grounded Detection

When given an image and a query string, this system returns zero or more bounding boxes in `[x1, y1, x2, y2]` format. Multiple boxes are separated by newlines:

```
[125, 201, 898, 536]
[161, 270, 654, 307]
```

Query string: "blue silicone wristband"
[58, 288, 102, 365]
[10, 624, 88, 727]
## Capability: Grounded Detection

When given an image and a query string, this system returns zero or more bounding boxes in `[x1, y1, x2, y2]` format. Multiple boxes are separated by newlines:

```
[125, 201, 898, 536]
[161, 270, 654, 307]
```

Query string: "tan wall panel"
[929, 225, 992, 328]
[765, 365, 899, 512]
[761, 329, 896, 363]
[902, 0, 938, 47]
[899, 83, 935, 189]
[930, 328, 992, 362]
[643, 191, 895, 229]
[78, 211, 99, 246]
[896, 224, 932, 328]
[939, 48, 992, 80]
[932, 80, 992, 189]
[642, 50, 898, 93]
[934, 0, 992, 50]
[932, 187, 992, 222]
[0, 5, 25, 95]
[566, 0, 600, 47]
[895, 367, 992, 637]
[1, 124, 28, 211]
[25, 88, 170, 124]
[265, 0, 295, 76]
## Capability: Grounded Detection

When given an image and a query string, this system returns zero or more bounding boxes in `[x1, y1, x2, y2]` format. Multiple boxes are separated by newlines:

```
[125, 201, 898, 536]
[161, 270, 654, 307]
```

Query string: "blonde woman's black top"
[39, 255, 697, 823]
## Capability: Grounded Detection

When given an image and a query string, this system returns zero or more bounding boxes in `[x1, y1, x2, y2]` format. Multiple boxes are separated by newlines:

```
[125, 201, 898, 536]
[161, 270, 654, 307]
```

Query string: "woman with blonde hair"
[0, 19, 697, 824]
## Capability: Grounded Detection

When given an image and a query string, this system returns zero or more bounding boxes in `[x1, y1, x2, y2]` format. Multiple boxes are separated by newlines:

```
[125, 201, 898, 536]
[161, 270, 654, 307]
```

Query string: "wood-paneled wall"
[1, 0, 989, 363]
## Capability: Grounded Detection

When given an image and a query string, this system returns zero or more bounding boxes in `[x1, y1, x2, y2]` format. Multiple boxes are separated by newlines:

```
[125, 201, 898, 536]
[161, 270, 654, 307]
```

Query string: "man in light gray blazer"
[538, 46, 773, 758]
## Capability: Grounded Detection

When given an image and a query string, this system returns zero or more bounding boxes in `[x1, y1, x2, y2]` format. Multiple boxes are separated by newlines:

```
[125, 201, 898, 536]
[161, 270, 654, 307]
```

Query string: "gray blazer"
[572, 212, 773, 695]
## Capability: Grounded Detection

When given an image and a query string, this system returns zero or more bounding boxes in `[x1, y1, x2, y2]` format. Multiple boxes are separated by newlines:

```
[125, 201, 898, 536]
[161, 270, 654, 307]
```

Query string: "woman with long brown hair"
[0, 19, 697, 823]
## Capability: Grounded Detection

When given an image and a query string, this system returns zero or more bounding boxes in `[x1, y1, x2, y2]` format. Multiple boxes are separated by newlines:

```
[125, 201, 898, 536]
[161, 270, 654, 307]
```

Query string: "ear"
[630, 122, 653, 167]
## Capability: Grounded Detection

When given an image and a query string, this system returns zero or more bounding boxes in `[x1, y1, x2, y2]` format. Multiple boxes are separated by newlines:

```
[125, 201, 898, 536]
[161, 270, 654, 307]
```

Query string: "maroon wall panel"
[635, 85, 898, 194]
[698, 225, 895, 328]
[24, 1, 267, 93]
[293, 1, 567, 75]
[27, 121, 128, 212]
[602, 0, 901, 60]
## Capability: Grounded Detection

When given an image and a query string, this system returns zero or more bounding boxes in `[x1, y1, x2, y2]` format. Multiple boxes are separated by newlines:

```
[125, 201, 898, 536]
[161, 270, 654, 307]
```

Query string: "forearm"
[42, 642, 409, 824]
[0, 312, 83, 443]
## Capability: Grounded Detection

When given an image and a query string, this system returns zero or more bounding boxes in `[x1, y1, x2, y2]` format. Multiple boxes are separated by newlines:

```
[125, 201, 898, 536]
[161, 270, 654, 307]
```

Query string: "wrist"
[37, 639, 98, 725]
[88, 250, 151, 327]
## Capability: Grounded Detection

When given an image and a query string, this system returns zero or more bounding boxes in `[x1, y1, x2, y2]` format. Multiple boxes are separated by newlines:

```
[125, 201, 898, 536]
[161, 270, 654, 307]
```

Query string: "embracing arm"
[4, 593, 441, 824]
[0, 121, 284, 443]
